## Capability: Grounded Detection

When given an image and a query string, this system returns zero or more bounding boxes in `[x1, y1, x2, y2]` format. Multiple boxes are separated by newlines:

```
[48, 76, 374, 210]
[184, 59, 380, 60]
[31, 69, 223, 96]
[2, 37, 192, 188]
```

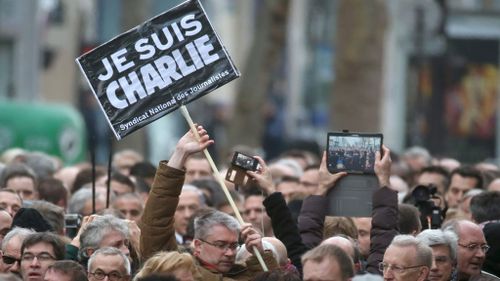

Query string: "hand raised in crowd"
[240, 223, 264, 255]
[246, 156, 276, 195]
[374, 144, 391, 188]
[168, 124, 214, 170]
[126, 219, 141, 254]
[70, 214, 99, 248]
[315, 151, 347, 196]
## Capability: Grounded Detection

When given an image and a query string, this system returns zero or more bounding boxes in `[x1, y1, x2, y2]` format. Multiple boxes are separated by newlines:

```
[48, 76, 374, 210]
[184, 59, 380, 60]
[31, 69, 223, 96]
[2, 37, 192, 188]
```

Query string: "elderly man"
[381, 235, 432, 281]
[19, 232, 65, 281]
[321, 235, 361, 273]
[302, 244, 354, 281]
[87, 247, 130, 281]
[444, 220, 500, 281]
[416, 229, 457, 281]
[70, 215, 131, 266]
[140, 126, 277, 280]
[0, 228, 35, 277]
[67, 186, 110, 217]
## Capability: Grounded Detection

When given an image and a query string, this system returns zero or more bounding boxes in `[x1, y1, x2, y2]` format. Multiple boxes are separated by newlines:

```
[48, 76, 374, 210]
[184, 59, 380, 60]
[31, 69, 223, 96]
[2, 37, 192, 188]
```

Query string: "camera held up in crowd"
[410, 184, 444, 229]
[64, 213, 82, 239]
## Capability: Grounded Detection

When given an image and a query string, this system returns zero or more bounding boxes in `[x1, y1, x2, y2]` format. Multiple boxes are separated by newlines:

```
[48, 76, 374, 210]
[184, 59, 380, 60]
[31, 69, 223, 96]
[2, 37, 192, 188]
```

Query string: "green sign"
[0, 101, 86, 165]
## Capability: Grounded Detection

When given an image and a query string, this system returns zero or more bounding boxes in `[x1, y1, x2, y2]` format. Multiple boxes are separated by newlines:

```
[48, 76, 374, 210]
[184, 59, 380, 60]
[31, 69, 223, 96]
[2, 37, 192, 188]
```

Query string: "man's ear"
[193, 239, 202, 256]
[85, 248, 95, 258]
[418, 266, 430, 281]
[354, 262, 361, 273]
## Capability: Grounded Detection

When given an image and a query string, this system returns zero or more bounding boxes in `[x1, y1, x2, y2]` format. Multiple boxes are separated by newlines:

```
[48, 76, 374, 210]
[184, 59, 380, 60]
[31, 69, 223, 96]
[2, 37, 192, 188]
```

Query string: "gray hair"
[112, 193, 144, 210]
[403, 146, 431, 163]
[271, 159, 303, 178]
[79, 215, 129, 259]
[30, 200, 65, 235]
[88, 247, 131, 275]
[68, 185, 113, 215]
[20, 151, 58, 179]
[416, 229, 458, 262]
[182, 184, 206, 206]
[442, 219, 459, 234]
[464, 188, 483, 199]
[390, 235, 433, 268]
[352, 274, 383, 281]
[0, 163, 37, 187]
[1, 227, 35, 251]
[194, 210, 240, 240]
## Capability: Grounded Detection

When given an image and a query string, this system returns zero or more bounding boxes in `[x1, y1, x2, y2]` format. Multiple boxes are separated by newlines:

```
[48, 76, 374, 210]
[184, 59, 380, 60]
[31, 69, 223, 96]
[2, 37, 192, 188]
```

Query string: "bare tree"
[227, 0, 290, 148]
[330, 0, 387, 132]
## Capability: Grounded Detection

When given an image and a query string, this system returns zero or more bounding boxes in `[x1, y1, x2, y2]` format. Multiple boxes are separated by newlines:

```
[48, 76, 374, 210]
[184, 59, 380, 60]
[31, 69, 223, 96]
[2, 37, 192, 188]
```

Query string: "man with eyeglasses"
[416, 229, 458, 281]
[0, 227, 34, 277]
[19, 232, 65, 281]
[87, 247, 130, 281]
[380, 235, 432, 281]
[444, 220, 500, 281]
[140, 126, 277, 280]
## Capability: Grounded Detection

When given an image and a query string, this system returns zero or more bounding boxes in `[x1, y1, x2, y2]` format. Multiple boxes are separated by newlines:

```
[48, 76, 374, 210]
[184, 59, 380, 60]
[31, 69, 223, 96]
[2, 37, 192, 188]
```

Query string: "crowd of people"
[0, 125, 499, 281]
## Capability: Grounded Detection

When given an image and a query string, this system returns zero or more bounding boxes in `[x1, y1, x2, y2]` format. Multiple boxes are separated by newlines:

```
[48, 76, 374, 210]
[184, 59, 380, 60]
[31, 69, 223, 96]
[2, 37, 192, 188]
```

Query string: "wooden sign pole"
[180, 105, 268, 272]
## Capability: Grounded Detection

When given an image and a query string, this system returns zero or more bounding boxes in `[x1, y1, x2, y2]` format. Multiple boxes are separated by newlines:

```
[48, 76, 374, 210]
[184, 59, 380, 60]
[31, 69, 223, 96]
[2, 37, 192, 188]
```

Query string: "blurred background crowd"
[0, 0, 499, 167]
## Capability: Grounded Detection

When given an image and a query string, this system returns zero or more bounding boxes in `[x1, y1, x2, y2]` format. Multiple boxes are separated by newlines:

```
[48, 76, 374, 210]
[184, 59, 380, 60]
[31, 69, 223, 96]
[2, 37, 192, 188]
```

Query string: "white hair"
[353, 274, 383, 281]
[182, 184, 206, 206]
[416, 229, 458, 262]
[235, 240, 278, 264]
[88, 247, 131, 275]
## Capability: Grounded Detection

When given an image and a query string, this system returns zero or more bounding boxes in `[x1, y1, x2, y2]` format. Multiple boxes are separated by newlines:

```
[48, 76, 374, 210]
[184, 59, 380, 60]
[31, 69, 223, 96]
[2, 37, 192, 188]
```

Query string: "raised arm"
[248, 156, 308, 274]
[298, 152, 347, 248]
[366, 145, 398, 275]
[140, 125, 213, 260]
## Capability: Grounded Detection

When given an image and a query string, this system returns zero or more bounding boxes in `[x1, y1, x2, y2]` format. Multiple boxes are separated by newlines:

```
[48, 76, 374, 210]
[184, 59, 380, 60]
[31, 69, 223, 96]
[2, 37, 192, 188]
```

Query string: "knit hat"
[12, 208, 53, 232]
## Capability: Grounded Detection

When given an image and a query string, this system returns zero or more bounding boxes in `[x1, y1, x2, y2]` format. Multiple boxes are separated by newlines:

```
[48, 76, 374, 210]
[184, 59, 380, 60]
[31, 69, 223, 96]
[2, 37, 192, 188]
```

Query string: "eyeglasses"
[89, 271, 127, 281]
[1, 254, 21, 265]
[379, 262, 425, 274]
[458, 243, 490, 253]
[21, 253, 56, 263]
[434, 256, 451, 265]
[198, 238, 240, 252]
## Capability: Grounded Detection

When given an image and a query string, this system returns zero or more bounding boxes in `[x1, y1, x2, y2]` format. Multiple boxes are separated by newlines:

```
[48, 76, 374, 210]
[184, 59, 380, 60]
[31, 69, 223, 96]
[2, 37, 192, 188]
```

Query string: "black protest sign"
[76, 0, 240, 140]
